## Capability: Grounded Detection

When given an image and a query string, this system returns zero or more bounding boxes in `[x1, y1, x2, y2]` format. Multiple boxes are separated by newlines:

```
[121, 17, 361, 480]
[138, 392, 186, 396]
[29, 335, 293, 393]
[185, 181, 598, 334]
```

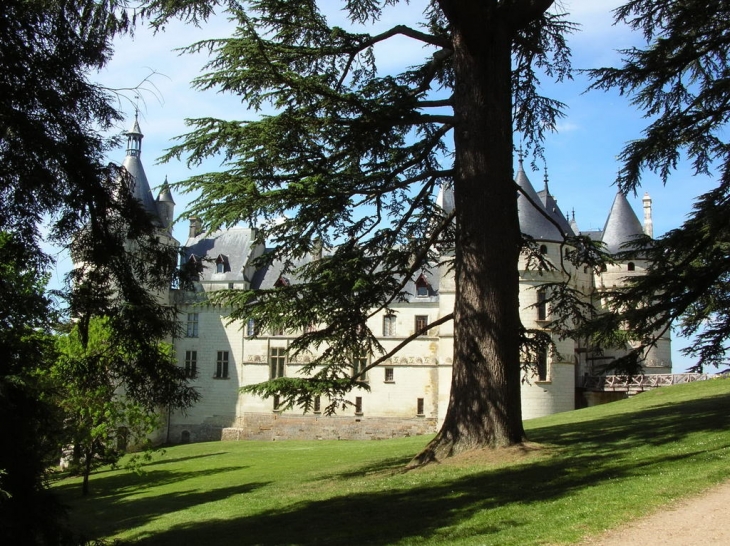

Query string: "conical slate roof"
[157, 177, 175, 204]
[515, 160, 564, 241]
[537, 187, 575, 237]
[121, 114, 162, 225]
[602, 192, 644, 254]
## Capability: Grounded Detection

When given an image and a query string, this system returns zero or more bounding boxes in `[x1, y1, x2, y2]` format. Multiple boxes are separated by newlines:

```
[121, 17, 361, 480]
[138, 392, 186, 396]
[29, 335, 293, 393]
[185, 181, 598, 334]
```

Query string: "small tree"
[54, 317, 169, 496]
[586, 0, 730, 370]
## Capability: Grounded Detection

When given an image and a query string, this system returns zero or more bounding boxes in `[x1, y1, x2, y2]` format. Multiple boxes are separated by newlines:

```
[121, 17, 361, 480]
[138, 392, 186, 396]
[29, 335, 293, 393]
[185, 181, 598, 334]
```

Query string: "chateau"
[120, 118, 672, 444]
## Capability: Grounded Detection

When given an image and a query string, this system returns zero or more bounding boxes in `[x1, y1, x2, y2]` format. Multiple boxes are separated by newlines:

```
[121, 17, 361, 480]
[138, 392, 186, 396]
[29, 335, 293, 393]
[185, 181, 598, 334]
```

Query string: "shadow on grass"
[55, 465, 251, 500]
[141, 450, 230, 468]
[80, 388, 730, 545]
[61, 386, 730, 546]
[326, 454, 415, 480]
[74, 481, 270, 540]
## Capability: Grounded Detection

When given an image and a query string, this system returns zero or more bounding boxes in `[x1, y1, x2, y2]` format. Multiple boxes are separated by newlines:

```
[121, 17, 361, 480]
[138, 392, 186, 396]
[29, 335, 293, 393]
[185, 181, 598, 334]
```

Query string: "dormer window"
[215, 254, 230, 273]
[415, 274, 430, 297]
[274, 276, 290, 288]
[186, 255, 204, 281]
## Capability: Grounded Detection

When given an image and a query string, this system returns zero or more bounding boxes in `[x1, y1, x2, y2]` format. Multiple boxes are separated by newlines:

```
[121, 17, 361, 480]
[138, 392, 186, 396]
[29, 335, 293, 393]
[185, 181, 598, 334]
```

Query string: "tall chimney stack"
[642, 192, 653, 238]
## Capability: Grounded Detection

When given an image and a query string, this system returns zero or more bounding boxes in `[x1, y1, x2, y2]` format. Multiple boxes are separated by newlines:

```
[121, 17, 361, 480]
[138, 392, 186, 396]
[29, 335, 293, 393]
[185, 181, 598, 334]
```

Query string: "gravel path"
[578, 480, 730, 545]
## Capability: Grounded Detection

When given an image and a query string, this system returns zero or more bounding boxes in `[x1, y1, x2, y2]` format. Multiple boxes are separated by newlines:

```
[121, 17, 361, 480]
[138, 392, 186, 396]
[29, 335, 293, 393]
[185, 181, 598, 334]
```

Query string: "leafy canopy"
[587, 0, 730, 369]
[144, 0, 576, 410]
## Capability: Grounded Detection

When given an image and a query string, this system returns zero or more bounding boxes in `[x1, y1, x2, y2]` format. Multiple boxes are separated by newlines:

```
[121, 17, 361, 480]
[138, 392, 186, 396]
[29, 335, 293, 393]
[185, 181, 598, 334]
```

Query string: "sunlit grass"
[54, 378, 730, 545]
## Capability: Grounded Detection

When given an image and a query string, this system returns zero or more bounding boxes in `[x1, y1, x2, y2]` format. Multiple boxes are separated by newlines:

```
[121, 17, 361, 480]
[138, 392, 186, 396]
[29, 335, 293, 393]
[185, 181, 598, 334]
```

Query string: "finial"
[543, 159, 550, 195]
[517, 143, 524, 167]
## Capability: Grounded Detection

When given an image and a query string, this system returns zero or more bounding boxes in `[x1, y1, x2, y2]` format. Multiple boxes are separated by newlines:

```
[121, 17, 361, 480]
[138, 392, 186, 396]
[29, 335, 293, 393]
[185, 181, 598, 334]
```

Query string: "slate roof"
[121, 116, 163, 225]
[537, 188, 575, 237]
[252, 251, 440, 302]
[601, 192, 645, 254]
[184, 227, 258, 282]
[515, 160, 565, 241]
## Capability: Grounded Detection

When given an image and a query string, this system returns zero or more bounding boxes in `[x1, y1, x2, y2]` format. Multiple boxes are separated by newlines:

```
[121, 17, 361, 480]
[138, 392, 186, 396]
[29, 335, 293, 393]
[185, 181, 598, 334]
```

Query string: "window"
[228, 282, 234, 289]
[417, 398, 425, 416]
[313, 396, 321, 413]
[246, 318, 259, 337]
[186, 255, 203, 281]
[384, 367, 394, 382]
[270, 347, 286, 379]
[415, 315, 429, 334]
[353, 354, 368, 381]
[539, 244, 548, 255]
[215, 350, 229, 379]
[537, 288, 548, 321]
[271, 325, 285, 336]
[383, 314, 396, 337]
[184, 350, 197, 378]
[537, 347, 549, 381]
[215, 254, 229, 273]
[600, 263, 608, 272]
[355, 396, 363, 414]
[415, 274, 430, 296]
[304, 322, 317, 333]
[186, 313, 199, 337]
[627, 262, 636, 271]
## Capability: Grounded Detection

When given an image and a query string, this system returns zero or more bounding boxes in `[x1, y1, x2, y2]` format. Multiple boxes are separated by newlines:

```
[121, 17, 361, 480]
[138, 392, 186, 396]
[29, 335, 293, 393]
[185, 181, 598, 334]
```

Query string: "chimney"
[312, 237, 323, 260]
[642, 192, 653, 238]
[189, 217, 203, 238]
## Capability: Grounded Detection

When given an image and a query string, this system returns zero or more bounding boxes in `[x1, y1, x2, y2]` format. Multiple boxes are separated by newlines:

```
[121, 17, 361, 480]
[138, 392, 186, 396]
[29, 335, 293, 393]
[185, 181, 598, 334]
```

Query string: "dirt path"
[578, 480, 730, 545]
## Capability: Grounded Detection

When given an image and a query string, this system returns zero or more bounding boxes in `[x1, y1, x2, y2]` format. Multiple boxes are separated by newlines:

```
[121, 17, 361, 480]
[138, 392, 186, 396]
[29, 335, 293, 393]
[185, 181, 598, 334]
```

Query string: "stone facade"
[115, 119, 672, 443]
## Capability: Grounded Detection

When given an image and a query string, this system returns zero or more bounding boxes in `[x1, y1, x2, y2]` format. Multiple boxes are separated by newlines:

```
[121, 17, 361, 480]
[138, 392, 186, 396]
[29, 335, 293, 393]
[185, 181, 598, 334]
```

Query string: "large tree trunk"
[411, 4, 529, 465]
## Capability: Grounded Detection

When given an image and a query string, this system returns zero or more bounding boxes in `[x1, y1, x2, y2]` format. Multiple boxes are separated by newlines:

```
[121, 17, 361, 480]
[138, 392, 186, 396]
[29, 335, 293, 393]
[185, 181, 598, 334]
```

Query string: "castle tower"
[594, 192, 671, 375]
[156, 177, 175, 233]
[601, 192, 645, 254]
[122, 113, 165, 226]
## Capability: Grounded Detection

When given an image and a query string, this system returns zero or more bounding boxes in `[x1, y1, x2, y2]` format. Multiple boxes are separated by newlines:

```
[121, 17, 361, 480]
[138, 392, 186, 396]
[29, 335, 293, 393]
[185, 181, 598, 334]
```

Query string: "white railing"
[579, 373, 711, 392]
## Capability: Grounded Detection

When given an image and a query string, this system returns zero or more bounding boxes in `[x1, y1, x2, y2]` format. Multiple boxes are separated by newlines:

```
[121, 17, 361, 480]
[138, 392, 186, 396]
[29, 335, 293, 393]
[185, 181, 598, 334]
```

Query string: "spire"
[543, 160, 550, 197]
[155, 176, 175, 232]
[569, 209, 579, 234]
[602, 192, 644, 254]
[157, 176, 175, 204]
[126, 110, 144, 158]
[515, 156, 563, 241]
[122, 113, 162, 224]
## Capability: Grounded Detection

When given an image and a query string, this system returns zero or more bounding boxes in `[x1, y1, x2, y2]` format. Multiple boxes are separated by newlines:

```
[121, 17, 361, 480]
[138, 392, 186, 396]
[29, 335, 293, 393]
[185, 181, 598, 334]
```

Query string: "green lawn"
[54, 379, 730, 545]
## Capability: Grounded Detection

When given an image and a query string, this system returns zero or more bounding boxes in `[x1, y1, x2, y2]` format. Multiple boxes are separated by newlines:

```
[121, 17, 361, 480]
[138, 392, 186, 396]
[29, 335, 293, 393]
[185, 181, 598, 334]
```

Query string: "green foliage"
[0, 0, 197, 537]
[0, 232, 68, 544]
[587, 0, 730, 370]
[54, 317, 167, 495]
[143, 0, 574, 418]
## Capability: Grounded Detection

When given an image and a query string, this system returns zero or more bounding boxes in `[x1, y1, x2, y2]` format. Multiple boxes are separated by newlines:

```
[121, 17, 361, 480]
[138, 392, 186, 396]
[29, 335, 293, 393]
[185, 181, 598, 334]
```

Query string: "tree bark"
[411, 2, 533, 465]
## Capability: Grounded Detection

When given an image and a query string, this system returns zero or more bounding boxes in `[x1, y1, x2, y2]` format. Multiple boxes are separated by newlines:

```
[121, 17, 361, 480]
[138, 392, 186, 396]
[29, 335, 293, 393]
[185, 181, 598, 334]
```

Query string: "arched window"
[539, 244, 548, 255]
[627, 262, 635, 271]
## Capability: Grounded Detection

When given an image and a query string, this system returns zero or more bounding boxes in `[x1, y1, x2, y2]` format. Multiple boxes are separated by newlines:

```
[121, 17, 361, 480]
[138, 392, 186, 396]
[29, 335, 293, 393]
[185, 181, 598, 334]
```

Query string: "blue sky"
[67, 0, 716, 371]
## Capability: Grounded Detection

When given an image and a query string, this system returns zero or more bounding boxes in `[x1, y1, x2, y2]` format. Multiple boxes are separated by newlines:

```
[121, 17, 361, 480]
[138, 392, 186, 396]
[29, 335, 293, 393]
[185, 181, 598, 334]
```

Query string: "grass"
[54, 378, 730, 545]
